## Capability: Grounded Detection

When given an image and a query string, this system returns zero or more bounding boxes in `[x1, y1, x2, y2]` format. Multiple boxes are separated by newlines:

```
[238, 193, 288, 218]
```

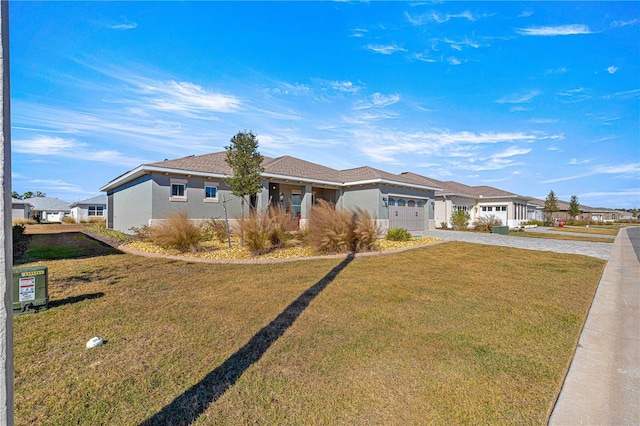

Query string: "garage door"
[388, 198, 425, 231]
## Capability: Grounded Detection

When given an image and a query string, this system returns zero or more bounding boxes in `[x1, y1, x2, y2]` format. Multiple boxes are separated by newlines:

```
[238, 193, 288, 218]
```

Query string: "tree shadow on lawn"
[139, 252, 356, 426]
[48, 292, 105, 309]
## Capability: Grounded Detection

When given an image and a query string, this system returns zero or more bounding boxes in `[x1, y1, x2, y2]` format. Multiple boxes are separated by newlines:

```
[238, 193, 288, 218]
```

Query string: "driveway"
[415, 229, 613, 260]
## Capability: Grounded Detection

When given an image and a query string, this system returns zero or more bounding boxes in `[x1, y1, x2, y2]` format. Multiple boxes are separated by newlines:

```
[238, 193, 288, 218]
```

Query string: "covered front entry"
[388, 197, 425, 231]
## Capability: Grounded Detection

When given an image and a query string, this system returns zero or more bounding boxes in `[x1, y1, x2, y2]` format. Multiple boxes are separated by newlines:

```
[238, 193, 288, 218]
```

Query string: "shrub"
[129, 225, 152, 240]
[473, 214, 502, 232]
[12, 218, 36, 226]
[523, 220, 544, 227]
[386, 227, 412, 241]
[62, 216, 77, 224]
[450, 209, 471, 230]
[201, 218, 229, 243]
[440, 222, 449, 229]
[13, 224, 30, 263]
[87, 224, 130, 243]
[88, 217, 106, 225]
[150, 211, 202, 253]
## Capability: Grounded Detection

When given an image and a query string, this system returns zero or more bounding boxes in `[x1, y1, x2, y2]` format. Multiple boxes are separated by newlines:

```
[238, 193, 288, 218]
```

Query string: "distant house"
[529, 198, 621, 223]
[100, 152, 442, 233]
[432, 181, 531, 229]
[11, 198, 32, 222]
[25, 196, 71, 223]
[70, 195, 107, 222]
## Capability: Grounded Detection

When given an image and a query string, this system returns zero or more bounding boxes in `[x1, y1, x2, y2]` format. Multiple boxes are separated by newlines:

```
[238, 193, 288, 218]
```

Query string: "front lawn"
[13, 238, 605, 425]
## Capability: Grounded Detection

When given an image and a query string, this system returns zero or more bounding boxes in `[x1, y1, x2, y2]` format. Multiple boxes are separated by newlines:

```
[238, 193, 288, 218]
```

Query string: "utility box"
[13, 266, 49, 315]
[492, 226, 510, 235]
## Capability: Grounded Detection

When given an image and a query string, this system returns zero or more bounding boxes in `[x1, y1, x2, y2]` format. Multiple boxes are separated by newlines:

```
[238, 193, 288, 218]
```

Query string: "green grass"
[17, 233, 121, 263]
[13, 233, 605, 425]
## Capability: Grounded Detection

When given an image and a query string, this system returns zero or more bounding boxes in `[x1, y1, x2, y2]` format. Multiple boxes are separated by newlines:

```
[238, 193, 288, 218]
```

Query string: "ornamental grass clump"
[473, 214, 502, 232]
[150, 211, 202, 253]
[239, 211, 272, 255]
[268, 205, 297, 248]
[307, 200, 355, 253]
[353, 209, 381, 251]
[307, 200, 380, 254]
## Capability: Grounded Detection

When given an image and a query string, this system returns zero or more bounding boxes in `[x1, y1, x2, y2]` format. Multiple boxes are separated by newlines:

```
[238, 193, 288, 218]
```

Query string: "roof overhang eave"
[100, 165, 229, 192]
[344, 178, 440, 191]
[261, 172, 342, 187]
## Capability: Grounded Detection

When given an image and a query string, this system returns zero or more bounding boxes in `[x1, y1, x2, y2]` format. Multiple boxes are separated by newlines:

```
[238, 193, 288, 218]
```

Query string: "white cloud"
[516, 24, 592, 36]
[489, 147, 532, 159]
[109, 17, 137, 30]
[139, 80, 241, 113]
[606, 88, 640, 100]
[413, 52, 436, 63]
[353, 128, 544, 164]
[350, 28, 368, 38]
[610, 19, 639, 28]
[496, 90, 540, 104]
[530, 118, 559, 124]
[444, 37, 481, 50]
[371, 92, 400, 107]
[518, 11, 534, 18]
[558, 87, 583, 96]
[364, 44, 407, 55]
[447, 56, 462, 65]
[13, 135, 147, 167]
[329, 80, 360, 93]
[545, 67, 568, 74]
[541, 163, 640, 183]
[432, 10, 479, 23]
[353, 92, 400, 110]
[607, 65, 618, 74]
[26, 179, 87, 195]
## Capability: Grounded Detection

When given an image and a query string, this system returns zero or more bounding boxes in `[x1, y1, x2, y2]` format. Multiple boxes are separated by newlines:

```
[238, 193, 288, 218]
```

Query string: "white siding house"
[70, 195, 107, 222]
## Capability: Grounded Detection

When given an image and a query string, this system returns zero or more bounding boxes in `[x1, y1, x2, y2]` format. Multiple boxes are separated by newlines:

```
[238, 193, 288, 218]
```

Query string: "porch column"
[300, 184, 312, 228]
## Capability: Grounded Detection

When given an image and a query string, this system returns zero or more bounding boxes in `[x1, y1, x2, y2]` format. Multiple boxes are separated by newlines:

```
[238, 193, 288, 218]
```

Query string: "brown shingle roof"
[146, 152, 441, 188]
[263, 156, 341, 182]
[147, 152, 235, 175]
[438, 181, 518, 198]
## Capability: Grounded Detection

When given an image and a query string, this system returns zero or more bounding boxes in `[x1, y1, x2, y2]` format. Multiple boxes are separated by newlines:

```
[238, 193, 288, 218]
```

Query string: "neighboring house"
[432, 181, 531, 229]
[100, 152, 442, 233]
[11, 198, 32, 222]
[26, 196, 71, 223]
[529, 198, 621, 223]
[70, 195, 107, 222]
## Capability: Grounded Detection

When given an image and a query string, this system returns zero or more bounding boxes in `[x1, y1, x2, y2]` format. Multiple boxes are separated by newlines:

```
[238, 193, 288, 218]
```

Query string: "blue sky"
[10, 1, 640, 208]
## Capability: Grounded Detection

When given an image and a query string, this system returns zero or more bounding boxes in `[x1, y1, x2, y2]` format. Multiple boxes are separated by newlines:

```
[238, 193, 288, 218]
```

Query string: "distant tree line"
[12, 191, 46, 199]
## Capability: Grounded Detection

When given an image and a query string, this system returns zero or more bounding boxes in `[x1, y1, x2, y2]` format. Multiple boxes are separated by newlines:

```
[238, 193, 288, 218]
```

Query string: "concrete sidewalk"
[549, 227, 640, 425]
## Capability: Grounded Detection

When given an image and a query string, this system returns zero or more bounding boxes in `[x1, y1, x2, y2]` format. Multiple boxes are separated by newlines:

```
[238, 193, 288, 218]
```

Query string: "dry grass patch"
[552, 227, 619, 236]
[511, 231, 614, 243]
[14, 239, 605, 425]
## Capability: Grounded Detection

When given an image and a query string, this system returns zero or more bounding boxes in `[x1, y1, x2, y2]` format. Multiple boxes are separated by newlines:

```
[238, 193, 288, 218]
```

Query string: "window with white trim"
[170, 179, 187, 201]
[204, 184, 218, 202]
[88, 205, 104, 216]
